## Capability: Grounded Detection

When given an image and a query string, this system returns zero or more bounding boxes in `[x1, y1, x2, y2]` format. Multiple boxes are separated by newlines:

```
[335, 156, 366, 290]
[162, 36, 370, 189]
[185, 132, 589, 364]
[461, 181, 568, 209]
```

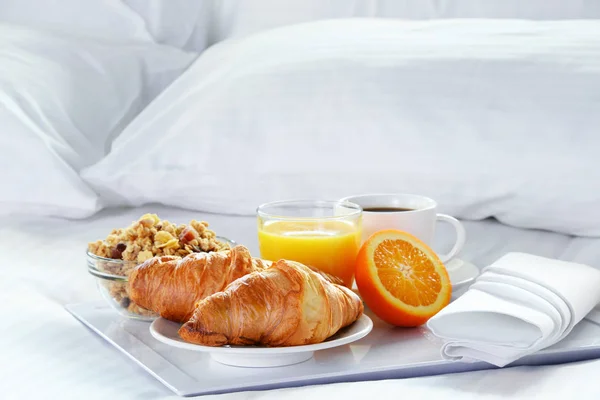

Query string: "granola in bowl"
[87, 213, 233, 320]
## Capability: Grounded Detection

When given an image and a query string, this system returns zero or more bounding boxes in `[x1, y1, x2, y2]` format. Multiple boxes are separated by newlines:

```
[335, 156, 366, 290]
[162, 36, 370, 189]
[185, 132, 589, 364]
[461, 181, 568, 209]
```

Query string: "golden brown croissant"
[178, 259, 364, 347]
[129, 245, 268, 323]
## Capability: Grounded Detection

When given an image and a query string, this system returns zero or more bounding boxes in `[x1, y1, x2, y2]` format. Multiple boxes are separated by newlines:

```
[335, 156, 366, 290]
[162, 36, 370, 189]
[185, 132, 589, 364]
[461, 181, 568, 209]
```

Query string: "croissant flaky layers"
[129, 245, 269, 323]
[179, 260, 364, 347]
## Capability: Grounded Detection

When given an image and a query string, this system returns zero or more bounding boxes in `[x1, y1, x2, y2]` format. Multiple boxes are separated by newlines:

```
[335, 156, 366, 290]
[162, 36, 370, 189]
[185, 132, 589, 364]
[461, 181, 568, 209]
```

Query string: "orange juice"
[258, 220, 361, 287]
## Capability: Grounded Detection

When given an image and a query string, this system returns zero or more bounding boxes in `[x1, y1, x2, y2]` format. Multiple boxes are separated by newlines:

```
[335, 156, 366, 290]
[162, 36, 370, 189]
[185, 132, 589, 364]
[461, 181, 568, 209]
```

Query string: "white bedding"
[123, 0, 600, 50]
[82, 19, 600, 237]
[0, 22, 196, 219]
[2, 206, 600, 399]
[3, 3, 600, 398]
[209, 0, 600, 43]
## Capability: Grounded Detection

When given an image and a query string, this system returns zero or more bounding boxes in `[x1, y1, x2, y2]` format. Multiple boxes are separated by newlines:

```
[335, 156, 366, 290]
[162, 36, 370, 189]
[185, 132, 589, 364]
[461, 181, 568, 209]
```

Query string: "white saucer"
[445, 258, 479, 298]
[350, 258, 478, 297]
[446, 258, 480, 289]
[150, 314, 373, 368]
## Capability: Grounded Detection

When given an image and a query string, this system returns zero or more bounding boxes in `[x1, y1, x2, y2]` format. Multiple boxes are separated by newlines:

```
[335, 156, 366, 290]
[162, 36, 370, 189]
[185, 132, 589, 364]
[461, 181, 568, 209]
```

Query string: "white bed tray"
[67, 302, 600, 397]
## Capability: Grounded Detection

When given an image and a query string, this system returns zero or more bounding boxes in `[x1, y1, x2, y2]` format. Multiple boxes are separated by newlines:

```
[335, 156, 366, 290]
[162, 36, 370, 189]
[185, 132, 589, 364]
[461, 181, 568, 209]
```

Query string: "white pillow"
[82, 19, 600, 236]
[0, 0, 153, 42]
[0, 110, 101, 218]
[1, 23, 196, 218]
[122, 0, 600, 52]
[201, 0, 600, 45]
[123, 0, 213, 52]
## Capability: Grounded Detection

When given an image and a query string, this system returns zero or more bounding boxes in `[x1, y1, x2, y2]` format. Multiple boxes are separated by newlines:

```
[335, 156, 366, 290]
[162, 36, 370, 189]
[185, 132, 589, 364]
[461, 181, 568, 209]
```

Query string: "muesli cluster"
[88, 213, 230, 317]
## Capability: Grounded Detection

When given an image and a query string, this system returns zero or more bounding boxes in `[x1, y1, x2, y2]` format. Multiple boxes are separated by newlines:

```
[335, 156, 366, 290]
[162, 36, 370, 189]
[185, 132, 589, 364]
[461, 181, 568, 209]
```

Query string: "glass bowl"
[87, 236, 236, 321]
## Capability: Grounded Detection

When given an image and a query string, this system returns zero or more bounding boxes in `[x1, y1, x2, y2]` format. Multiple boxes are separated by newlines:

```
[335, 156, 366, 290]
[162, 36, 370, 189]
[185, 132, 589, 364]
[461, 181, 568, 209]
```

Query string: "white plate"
[150, 314, 373, 368]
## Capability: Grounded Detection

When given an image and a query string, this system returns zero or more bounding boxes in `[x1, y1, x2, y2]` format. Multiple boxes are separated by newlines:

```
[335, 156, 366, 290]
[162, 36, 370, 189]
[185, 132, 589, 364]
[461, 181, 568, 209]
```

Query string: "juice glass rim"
[256, 199, 362, 221]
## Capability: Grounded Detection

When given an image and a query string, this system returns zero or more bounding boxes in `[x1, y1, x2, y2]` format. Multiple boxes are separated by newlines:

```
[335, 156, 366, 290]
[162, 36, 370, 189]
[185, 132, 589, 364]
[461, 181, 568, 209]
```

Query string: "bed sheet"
[2, 204, 600, 399]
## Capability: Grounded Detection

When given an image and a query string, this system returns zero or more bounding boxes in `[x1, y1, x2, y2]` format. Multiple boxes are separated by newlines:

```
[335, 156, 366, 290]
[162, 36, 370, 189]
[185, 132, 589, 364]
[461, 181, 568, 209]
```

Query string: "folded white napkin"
[427, 252, 600, 367]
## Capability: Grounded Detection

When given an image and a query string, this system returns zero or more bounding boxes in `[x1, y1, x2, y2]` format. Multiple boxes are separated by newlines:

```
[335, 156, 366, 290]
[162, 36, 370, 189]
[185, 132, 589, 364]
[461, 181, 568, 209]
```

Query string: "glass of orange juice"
[257, 200, 362, 288]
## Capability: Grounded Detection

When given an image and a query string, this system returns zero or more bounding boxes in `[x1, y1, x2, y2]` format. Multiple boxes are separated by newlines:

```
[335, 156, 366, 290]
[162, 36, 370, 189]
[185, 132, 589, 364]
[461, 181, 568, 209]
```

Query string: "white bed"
[2, 206, 600, 399]
[3, 1, 600, 398]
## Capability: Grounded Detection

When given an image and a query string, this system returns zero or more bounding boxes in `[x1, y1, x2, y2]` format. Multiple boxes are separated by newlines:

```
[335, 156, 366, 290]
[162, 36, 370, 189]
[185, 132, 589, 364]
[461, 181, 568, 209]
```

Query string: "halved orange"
[355, 229, 452, 327]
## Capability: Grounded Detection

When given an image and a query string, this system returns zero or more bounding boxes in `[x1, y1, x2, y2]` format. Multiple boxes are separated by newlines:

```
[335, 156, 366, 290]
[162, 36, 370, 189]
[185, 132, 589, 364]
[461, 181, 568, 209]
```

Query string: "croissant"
[179, 259, 364, 347]
[129, 245, 268, 323]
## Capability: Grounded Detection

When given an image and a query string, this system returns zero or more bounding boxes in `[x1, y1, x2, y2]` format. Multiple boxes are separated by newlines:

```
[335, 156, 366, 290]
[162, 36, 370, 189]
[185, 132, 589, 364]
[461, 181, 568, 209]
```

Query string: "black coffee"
[363, 207, 415, 212]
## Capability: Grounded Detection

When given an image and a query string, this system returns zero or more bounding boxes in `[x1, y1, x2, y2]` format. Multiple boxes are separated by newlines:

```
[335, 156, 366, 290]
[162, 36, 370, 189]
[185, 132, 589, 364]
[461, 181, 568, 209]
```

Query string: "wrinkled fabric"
[83, 19, 600, 236]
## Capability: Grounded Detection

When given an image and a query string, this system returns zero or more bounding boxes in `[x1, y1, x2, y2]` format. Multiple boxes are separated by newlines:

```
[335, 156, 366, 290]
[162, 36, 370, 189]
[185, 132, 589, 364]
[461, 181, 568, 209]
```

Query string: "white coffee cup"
[340, 193, 466, 264]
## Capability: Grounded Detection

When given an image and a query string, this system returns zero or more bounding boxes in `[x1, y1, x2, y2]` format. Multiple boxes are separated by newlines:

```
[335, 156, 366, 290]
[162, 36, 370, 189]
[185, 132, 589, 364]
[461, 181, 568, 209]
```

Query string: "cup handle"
[435, 214, 466, 264]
